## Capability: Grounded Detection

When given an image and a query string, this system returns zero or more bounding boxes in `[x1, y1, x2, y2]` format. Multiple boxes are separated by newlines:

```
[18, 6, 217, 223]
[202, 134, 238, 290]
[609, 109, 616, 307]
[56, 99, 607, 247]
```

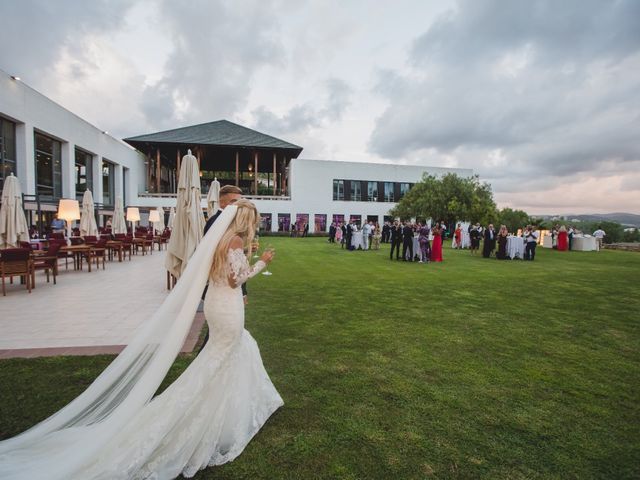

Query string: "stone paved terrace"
[0, 249, 204, 358]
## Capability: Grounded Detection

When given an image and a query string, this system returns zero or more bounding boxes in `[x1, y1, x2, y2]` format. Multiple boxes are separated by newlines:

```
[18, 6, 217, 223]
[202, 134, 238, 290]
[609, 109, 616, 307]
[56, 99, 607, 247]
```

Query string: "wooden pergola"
[123, 120, 303, 196]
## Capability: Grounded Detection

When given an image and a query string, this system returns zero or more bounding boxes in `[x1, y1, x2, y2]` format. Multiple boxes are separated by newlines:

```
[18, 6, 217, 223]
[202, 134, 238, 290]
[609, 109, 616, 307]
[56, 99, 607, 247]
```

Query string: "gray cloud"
[369, 0, 640, 205]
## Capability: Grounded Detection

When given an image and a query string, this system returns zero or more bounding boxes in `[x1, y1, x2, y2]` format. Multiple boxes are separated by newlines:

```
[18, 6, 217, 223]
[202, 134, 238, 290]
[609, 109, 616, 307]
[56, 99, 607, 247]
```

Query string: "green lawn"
[1, 239, 639, 479]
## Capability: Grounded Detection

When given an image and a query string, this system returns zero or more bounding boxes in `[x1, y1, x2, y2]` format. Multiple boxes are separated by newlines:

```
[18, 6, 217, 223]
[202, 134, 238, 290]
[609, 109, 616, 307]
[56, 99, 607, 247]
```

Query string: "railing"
[137, 193, 291, 201]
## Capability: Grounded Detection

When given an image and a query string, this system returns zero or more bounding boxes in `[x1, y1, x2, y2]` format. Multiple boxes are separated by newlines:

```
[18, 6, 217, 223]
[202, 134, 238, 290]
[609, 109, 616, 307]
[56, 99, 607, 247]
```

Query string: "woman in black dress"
[496, 225, 509, 260]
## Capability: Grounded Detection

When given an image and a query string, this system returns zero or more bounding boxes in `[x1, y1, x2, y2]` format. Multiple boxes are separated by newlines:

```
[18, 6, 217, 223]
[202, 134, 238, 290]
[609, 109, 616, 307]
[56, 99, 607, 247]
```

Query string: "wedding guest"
[362, 221, 372, 250]
[372, 224, 381, 250]
[328, 222, 336, 243]
[303, 223, 309, 237]
[568, 225, 575, 250]
[496, 225, 509, 260]
[524, 225, 539, 260]
[482, 224, 496, 258]
[557, 225, 568, 251]
[345, 222, 353, 250]
[470, 223, 482, 255]
[418, 223, 430, 263]
[593, 226, 606, 251]
[430, 224, 443, 262]
[454, 223, 462, 249]
[402, 221, 414, 261]
[390, 220, 402, 260]
[382, 222, 391, 243]
[340, 222, 346, 248]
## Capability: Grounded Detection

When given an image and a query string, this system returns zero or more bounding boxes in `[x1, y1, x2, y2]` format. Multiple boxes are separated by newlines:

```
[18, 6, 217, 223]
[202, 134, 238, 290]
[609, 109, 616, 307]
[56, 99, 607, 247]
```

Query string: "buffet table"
[506, 236, 526, 259]
[542, 235, 553, 248]
[572, 235, 598, 251]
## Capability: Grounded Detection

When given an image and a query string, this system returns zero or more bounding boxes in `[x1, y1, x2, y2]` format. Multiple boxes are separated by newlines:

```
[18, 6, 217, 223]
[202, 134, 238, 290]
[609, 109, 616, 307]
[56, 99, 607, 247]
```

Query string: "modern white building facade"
[0, 70, 473, 234]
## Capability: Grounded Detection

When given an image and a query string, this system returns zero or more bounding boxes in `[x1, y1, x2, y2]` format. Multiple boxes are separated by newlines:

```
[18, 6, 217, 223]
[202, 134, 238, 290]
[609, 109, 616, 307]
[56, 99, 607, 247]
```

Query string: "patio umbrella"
[79, 190, 98, 236]
[168, 207, 176, 229]
[0, 174, 29, 249]
[206, 177, 220, 218]
[112, 196, 127, 234]
[154, 206, 166, 232]
[165, 150, 205, 279]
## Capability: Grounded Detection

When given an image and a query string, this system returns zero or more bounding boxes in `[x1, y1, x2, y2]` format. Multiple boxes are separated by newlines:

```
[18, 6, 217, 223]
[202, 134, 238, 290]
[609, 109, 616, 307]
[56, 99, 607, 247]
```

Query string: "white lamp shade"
[148, 210, 160, 223]
[58, 199, 80, 221]
[126, 207, 140, 222]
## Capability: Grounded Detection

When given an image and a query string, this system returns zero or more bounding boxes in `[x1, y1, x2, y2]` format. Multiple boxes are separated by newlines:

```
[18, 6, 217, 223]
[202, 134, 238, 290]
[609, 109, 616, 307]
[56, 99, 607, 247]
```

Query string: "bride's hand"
[260, 249, 275, 263]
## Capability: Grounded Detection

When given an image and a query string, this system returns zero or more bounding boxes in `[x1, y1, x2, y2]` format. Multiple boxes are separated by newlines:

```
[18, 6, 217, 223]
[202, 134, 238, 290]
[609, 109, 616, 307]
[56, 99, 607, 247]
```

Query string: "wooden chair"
[1, 248, 34, 296]
[91, 238, 108, 270]
[33, 242, 61, 285]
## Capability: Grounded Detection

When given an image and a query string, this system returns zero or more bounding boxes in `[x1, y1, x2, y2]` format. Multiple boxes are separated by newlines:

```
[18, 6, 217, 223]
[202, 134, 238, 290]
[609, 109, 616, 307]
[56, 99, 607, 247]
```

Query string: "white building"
[0, 69, 472, 234]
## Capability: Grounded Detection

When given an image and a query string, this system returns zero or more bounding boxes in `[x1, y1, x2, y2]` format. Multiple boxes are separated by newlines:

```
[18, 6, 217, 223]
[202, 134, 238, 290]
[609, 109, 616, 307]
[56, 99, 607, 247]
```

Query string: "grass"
[1, 239, 639, 479]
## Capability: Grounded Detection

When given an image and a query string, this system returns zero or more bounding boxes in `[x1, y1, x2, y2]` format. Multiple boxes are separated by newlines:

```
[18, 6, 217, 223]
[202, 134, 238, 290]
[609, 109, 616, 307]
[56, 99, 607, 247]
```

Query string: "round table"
[506, 236, 526, 259]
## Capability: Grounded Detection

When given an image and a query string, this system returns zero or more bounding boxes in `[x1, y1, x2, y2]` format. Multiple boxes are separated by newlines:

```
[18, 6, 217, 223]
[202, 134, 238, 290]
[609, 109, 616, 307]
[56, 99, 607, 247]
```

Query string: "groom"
[198, 185, 244, 353]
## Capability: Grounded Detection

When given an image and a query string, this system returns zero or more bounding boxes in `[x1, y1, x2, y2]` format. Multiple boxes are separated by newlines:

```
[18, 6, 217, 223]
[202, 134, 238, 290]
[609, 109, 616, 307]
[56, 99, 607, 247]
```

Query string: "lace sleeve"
[228, 248, 265, 288]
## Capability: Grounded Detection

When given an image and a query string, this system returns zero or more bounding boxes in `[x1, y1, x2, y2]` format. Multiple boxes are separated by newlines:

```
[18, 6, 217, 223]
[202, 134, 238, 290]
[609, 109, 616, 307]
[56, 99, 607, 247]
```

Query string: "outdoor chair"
[70, 237, 85, 246]
[91, 238, 108, 270]
[84, 235, 98, 245]
[1, 248, 34, 296]
[33, 242, 61, 285]
[19, 241, 33, 250]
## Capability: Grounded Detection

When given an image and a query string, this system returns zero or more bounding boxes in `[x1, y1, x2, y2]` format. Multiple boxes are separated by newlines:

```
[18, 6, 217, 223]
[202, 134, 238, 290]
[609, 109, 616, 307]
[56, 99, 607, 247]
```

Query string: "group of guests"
[475, 224, 540, 261]
[328, 221, 382, 250]
[387, 220, 444, 263]
[549, 225, 605, 251]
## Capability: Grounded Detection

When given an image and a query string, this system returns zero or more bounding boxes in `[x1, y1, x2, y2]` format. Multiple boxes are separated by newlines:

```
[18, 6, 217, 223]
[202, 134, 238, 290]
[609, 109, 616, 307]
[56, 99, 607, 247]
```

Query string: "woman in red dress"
[557, 225, 569, 251]
[430, 224, 443, 262]
[454, 223, 462, 248]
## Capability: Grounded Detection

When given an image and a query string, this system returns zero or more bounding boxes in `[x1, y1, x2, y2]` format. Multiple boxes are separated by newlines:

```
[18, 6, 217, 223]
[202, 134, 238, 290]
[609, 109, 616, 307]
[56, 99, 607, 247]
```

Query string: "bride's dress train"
[0, 207, 283, 480]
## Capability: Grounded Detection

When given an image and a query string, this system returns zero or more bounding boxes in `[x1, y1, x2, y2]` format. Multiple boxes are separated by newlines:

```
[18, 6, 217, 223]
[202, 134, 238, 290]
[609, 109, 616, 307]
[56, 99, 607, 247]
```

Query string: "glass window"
[35, 132, 62, 200]
[333, 179, 344, 201]
[0, 117, 16, 192]
[277, 213, 290, 232]
[384, 182, 394, 202]
[399, 182, 411, 199]
[102, 160, 115, 206]
[75, 148, 93, 200]
[367, 181, 378, 202]
[350, 181, 361, 201]
[314, 214, 327, 232]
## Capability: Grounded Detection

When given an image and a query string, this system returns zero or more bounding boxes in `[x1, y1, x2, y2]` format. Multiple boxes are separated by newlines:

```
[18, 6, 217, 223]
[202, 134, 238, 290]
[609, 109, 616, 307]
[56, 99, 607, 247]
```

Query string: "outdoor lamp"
[127, 207, 140, 238]
[58, 199, 80, 243]
[148, 210, 160, 234]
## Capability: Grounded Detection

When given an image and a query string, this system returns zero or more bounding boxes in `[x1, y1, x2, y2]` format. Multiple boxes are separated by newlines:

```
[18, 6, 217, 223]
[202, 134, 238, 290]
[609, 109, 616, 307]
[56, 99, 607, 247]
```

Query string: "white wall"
[0, 71, 146, 206]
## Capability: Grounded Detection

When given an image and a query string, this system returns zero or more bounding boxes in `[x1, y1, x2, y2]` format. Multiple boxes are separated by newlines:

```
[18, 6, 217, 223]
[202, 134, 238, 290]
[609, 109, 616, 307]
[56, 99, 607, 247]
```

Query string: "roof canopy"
[123, 120, 303, 157]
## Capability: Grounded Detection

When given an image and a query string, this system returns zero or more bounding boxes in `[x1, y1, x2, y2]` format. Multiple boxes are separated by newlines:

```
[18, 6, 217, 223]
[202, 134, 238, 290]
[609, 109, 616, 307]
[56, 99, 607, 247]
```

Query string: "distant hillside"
[540, 213, 640, 227]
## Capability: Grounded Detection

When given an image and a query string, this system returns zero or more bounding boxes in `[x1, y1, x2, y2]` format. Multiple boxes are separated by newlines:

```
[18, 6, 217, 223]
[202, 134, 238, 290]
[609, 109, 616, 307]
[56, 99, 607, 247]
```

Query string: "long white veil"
[0, 206, 238, 479]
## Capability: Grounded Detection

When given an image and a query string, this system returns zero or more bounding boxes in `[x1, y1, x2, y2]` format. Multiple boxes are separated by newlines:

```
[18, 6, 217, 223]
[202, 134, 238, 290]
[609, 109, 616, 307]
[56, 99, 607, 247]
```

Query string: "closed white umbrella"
[206, 178, 220, 218]
[154, 206, 166, 232]
[0, 174, 29, 248]
[112, 196, 127, 235]
[165, 150, 205, 279]
[79, 190, 98, 237]
[168, 207, 175, 229]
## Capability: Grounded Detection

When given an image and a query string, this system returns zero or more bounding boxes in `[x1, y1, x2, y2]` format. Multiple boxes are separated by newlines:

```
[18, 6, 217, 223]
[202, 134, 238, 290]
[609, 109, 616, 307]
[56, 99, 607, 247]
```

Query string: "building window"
[277, 213, 290, 232]
[384, 182, 394, 202]
[314, 214, 327, 232]
[35, 132, 62, 200]
[333, 179, 344, 201]
[350, 181, 361, 201]
[367, 181, 378, 202]
[332, 214, 345, 226]
[0, 117, 16, 192]
[259, 213, 272, 231]
[102, 160, 115, 206]
[349, 214, 361, 227]
[75, 148, 93, 200]
[399, 182, 411, 199]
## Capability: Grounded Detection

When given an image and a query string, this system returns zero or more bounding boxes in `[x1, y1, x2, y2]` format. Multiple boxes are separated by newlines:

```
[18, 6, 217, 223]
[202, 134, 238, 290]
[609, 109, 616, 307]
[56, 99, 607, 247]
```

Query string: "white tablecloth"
[572, 235, 598, 251]
[351, 231, 365, 250]
[542, 235, 553, 248]
[507, 236, 526, 259]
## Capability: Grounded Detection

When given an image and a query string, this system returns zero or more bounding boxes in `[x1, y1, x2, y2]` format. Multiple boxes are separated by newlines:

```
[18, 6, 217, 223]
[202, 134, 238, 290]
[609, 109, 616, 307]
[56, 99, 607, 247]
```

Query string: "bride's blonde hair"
[210, 199, 259, 281]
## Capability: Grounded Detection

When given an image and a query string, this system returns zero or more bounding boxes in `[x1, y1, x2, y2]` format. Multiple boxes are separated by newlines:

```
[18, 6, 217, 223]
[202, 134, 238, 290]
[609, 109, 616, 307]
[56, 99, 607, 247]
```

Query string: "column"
[61, 142, 75, 198]
[254, 152, 258, 195]
[176, 149, 181, 187]
[235, 152, 239, 186]
[155, 148, 161, 193]
[272, 153, 277, 195]
[15, 122, 35, 195]
[114, 164, 124, 201]
[93, 155, 103, 204]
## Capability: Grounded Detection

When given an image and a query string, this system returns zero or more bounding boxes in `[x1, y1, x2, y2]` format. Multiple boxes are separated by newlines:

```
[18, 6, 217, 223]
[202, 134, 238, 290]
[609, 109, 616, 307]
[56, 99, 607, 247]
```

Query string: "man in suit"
[345, 221, 353, 250]
[402, 221, 414, 261]
[482, 224, 496, 258]
[198, 185, 243, 353]
[382, 222, 391, 243]
[328, 222, 336, 243]
[390, 220, 402, 260]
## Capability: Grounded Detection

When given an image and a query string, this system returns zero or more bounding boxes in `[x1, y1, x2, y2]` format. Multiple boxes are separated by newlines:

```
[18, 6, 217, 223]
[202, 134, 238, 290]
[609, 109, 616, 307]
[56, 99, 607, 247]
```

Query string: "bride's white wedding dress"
[0, 207, 283, 480]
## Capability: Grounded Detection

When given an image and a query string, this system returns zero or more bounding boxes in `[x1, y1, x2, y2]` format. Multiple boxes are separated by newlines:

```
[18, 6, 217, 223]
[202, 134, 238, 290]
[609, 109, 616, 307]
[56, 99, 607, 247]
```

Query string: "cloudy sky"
[2, 0, 639, 214]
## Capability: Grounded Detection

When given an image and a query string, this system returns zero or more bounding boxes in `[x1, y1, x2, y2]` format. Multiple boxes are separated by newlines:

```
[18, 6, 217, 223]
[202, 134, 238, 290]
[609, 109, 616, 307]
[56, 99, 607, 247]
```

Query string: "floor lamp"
[58, 199, 80, 245]
[127, 207, 140, 238]
[148, 210, 160, 235]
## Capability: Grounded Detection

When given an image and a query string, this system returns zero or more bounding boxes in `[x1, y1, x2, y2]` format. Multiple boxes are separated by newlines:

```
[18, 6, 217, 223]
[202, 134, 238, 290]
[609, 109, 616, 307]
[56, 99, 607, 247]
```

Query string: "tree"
[497, 208, 531, 233]
[389, 173, 497, 228]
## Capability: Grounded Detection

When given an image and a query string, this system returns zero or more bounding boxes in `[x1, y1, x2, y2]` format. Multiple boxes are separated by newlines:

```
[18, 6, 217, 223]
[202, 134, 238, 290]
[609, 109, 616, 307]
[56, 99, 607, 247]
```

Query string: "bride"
[0, 199, 283, 479]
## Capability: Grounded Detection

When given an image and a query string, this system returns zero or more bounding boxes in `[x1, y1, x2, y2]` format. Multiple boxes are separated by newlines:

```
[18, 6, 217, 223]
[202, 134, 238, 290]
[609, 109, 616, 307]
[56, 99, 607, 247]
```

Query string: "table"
[542, 235, 553, 248]
[106, 241, 125, 262]
[60, 245, 93, 272]
[572, 235, 598, 251]
[506, 236, 526, 259]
